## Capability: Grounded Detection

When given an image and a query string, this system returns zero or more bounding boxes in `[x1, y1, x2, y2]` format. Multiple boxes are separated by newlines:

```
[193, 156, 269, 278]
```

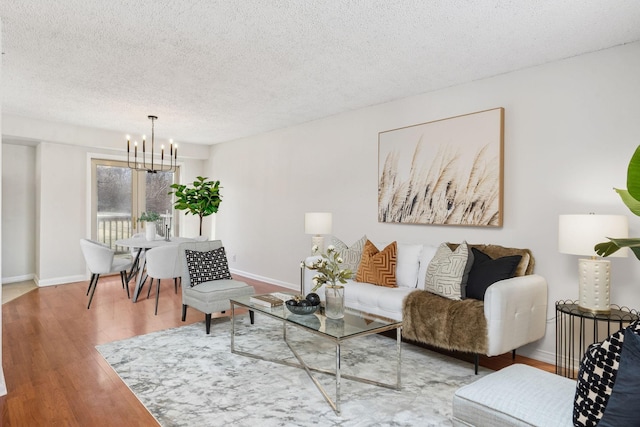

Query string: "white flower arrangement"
[304, 245, 353, 292]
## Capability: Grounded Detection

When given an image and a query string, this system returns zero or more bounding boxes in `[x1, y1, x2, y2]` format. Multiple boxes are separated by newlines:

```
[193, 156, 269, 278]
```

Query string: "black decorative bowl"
[285, 302, 319, 316]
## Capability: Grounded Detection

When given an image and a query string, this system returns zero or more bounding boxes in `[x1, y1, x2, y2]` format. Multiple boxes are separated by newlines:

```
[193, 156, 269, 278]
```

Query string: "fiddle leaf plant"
[595, 145, 640, 260]
[169, 176, 222, 236]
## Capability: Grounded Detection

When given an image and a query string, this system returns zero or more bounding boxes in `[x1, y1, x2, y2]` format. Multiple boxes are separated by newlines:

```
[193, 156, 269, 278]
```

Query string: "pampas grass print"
[378, 138, 500, 226]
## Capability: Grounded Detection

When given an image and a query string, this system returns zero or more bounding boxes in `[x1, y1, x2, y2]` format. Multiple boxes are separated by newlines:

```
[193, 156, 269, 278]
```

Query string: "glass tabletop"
[231, 295, 401, 340]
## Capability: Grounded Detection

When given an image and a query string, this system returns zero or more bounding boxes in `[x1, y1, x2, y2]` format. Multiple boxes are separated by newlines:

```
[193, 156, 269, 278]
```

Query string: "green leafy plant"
[138, 211, 160, 222]
[595, 145, 640, 260]
[303, 245, 353, 292]
[169, 176, 222, 236]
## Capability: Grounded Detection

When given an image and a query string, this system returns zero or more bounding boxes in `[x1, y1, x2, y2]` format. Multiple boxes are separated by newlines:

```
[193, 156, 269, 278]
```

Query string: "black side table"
[555, 300, 639, 378]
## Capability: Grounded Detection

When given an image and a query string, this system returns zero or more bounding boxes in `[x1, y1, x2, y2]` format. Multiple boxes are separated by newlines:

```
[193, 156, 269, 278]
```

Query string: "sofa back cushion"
[356, 240, 397, 287]
[416, 245, 439, 290]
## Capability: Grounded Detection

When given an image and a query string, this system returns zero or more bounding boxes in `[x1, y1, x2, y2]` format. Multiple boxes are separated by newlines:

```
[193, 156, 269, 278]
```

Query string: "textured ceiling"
[2, 1, 640, 145]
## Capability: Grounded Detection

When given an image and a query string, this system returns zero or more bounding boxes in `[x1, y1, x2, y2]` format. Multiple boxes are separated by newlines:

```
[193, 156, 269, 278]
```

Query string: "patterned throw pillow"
[573, 329, 625, 426]
[355, 240, 397, 287]
[598, 327, 640, 426]
[328, 235, 367, 274]
[424, 242, 472, 300]
[574, 320, 640, 426]
[184, 247, 232, 287]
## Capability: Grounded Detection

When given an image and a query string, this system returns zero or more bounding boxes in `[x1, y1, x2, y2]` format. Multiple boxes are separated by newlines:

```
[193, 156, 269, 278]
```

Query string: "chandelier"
[126, 115, 177, 173]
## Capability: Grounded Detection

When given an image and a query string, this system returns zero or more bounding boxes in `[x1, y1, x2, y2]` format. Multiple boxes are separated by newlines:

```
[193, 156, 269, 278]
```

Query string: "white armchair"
[145, 245, 182, 315]
[80, 239, 133, 309]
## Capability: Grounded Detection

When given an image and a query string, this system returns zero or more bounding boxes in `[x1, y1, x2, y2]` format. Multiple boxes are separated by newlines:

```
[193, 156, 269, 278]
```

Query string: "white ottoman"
[452, 364, 575, 426]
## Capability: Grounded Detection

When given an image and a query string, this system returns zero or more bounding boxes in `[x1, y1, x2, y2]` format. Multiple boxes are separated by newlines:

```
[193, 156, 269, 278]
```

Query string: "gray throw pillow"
[328, 235, 367, 274]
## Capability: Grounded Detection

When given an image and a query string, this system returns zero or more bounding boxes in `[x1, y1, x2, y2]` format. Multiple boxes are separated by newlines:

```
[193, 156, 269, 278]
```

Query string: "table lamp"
[305, 212, 332, 253]
[558, 214, 628, 313]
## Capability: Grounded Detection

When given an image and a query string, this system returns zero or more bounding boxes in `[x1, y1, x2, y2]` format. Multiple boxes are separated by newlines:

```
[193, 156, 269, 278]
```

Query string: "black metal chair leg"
[154, 279, 161, 315]
[87, 274, 100, 309]
[174, 278, 178, 294]
[86, 273, 97, 296]
[147, 276, 154, 299]
[182, 304, 187, 321]
[512, 349, 516, 360]
[122, 271, 130, 299]
[249, 310, 255, 324]
[474, 354, 479, 375]
[205, 313, 212, 334]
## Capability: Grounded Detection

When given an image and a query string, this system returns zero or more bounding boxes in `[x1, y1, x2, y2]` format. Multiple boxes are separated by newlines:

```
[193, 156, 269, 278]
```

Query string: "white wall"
[1, 18, 7, 396]
[208, 41, 640, 363]
[2, 143, 36, 281]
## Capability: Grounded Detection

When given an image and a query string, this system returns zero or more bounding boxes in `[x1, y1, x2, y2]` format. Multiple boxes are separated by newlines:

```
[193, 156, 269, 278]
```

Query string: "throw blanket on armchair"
[402, 291, 488, 354]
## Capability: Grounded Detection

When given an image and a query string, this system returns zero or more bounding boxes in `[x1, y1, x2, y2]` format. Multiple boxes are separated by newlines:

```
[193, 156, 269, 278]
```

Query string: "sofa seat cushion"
[402, 289, 488, 353]
[453, 364, 575, 427]
[183, 279, 254, 304]
[344, 280, 413, 321]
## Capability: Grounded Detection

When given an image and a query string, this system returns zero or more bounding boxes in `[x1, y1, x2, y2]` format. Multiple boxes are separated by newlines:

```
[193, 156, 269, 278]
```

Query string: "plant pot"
[145, 222, 156, 241]
[325, 285, 345, 319]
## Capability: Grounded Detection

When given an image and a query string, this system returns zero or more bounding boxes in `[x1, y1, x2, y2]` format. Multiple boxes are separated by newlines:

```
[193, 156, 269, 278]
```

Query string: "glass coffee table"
[230, 295, 402, 415]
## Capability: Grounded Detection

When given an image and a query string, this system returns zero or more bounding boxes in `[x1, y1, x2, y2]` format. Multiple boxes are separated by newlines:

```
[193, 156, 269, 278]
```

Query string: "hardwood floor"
[0, 274, 554, 426]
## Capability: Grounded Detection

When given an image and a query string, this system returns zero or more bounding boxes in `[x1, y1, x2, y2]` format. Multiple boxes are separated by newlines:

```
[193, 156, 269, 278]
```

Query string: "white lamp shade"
[305, 212, 332, 235]
[558, 214, 628, 258]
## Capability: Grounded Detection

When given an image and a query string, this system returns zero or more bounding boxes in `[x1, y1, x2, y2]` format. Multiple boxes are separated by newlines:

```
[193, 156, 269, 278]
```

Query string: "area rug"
[96, 315, 489, 426]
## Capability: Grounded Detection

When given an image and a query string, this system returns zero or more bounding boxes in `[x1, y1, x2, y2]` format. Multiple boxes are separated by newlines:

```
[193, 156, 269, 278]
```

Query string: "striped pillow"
[356, 240, 397, 287]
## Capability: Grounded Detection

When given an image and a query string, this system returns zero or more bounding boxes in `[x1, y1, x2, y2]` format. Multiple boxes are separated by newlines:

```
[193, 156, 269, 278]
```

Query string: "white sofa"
[303, 241, 548, 358]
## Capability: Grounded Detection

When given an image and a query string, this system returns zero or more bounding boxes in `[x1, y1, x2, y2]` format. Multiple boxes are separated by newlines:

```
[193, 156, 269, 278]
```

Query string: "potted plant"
[595, 145, 640, 259]
[169, 176, 222, 236]
[138, 211, 161, 241]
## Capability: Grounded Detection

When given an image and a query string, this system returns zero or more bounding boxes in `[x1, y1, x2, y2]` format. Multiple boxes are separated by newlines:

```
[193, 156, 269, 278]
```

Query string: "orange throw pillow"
[356, 240, 397, 287]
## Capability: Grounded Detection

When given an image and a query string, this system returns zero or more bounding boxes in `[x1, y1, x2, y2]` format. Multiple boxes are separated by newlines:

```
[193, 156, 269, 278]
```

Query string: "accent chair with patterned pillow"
[179, 240, 255, 334]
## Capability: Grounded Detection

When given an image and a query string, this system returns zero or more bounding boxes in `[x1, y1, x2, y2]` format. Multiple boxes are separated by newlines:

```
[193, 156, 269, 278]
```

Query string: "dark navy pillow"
[465, 248, 521, 300]
[598, 327, 640, 426]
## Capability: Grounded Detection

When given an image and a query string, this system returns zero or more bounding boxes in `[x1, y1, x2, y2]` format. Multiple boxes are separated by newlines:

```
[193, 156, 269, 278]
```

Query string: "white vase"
[145, 222, 156, 241]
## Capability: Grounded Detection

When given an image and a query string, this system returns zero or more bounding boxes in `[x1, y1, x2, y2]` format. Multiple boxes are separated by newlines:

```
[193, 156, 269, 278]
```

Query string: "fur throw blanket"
[402, 290, 488, 354]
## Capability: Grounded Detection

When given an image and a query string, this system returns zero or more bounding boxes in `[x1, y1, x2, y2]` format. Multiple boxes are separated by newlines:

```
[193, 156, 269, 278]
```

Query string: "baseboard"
[2, 273, 35, 285]
[36, 274, 86, 287]
[519, 347, 556, 366]
[229, 268, 298, 292]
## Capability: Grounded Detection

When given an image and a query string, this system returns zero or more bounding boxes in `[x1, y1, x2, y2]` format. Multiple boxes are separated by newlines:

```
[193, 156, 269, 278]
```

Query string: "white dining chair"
[145, 244, 182, 315]
[80, 239, 133, 309]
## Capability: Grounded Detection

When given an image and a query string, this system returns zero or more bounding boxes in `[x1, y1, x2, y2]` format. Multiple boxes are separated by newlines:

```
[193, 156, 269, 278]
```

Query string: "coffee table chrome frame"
[230, 300, 402, 415]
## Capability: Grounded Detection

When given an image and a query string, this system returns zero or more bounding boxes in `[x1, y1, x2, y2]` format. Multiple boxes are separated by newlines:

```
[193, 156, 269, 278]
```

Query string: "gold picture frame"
[378, 107, 504, 227]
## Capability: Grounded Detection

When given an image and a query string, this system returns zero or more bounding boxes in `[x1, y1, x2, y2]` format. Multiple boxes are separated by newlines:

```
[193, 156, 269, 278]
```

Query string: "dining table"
[115, 236, 195, 302]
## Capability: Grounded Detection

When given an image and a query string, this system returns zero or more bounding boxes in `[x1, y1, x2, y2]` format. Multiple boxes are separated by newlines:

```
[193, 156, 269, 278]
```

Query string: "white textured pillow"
[328, 235, 367, 274]
[424, 242, 472, 300]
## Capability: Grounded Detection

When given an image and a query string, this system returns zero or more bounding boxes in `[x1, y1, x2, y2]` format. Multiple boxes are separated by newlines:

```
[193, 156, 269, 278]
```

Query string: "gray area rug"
[96, 315, 488, 426]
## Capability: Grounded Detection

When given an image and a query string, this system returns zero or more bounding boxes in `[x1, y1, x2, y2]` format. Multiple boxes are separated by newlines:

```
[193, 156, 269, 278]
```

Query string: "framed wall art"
[378, 107, 504, 227]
